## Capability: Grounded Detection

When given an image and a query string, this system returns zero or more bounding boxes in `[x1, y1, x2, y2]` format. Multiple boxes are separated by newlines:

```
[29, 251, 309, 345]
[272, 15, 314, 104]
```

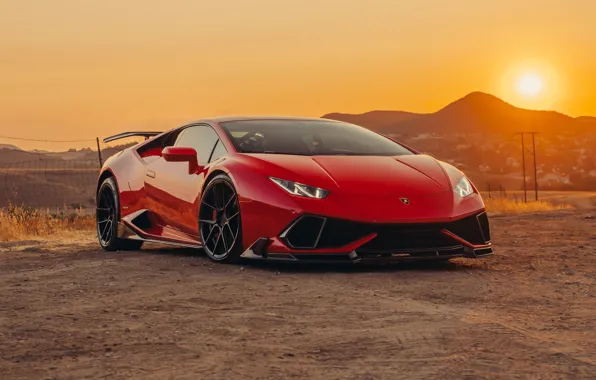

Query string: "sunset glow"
[0, 1, 595, 150]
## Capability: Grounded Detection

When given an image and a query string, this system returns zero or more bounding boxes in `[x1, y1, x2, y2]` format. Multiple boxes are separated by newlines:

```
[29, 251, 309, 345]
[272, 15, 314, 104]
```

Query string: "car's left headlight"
[269, 177, 329, 199]
[454, 176, 474, 198]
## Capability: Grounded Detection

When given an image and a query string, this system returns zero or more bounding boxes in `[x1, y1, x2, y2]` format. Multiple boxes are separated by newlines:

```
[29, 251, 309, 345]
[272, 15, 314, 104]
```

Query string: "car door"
[144, 124, 225, 235]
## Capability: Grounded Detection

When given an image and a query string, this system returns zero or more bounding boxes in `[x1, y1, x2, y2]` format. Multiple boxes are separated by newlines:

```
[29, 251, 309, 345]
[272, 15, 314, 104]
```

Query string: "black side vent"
[283, 215, 326, 249]
[130, 211, 153, 230]
[477, 212, 491, 243]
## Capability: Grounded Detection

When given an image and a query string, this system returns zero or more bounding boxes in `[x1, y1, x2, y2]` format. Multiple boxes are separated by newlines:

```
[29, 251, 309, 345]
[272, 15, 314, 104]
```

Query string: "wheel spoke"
[226, 211, 239, 221]
[96, 207, 110, 212]
[225, 223, 237, 240]
[219, 185, 227, 210]
[201, 200, 216, 210]
[97, 218, 110, 224]
[213, 187, 220, 209]
[212, 230, 221, 253]
[199, 219, 216, 225]
[221, 226, 229, 253]
[224, 195, 236, 213]
[204, 224, 216, 245]
[106, 220, 114, 240]
[100, 220, 111, 241]
[107, 194, 115, 212]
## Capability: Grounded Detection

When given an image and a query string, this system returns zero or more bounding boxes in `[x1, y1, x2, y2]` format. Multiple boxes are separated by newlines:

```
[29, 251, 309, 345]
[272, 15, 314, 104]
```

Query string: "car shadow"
[139, 245, 490, 273]
[240, 258, 489, 273]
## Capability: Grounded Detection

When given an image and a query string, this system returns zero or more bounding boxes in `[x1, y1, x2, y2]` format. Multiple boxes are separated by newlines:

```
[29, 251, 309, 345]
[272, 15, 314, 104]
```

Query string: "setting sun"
[517, 73, 544, 96]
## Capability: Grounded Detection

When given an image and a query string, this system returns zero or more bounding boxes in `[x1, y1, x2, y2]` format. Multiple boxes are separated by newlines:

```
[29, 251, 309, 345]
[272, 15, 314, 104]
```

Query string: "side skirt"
[117, 210, 202, 249]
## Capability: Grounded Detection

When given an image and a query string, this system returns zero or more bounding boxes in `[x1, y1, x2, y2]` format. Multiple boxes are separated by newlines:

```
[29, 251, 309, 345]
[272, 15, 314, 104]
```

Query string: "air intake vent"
[477, 212, 491, 242]
[282, 215, 326, 249]
[444, 213, 487, 245]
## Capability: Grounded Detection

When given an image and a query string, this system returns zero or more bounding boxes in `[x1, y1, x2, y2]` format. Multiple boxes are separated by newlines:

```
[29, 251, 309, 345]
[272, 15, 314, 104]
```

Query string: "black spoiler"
[102, 131, 162, 143]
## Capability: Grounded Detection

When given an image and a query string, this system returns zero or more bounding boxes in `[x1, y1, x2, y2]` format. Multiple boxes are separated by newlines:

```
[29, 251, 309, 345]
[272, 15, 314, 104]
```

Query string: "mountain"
[323, 92, 595, 135]
[0, 144, 22, 151]
[576, 116, 596, 124]
[322, 110, 420, 132]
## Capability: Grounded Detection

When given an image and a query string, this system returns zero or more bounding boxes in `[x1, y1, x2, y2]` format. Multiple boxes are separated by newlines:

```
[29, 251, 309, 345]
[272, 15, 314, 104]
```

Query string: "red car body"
[97, 116, 492, 263]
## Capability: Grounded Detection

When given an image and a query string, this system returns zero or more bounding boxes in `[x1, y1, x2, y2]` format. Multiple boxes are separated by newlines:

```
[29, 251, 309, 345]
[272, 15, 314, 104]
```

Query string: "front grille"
[358, 230, 456, 251]
[280, 212, 490, 252]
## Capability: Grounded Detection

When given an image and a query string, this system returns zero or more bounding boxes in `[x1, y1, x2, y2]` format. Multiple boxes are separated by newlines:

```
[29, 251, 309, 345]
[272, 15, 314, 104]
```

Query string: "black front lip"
[240, 244, 493, 264]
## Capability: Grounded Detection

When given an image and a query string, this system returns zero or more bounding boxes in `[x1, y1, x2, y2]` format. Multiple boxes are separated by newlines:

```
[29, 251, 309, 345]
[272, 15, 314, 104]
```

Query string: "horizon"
[1, 89, 594, 152]
[1, 1, 596, 151]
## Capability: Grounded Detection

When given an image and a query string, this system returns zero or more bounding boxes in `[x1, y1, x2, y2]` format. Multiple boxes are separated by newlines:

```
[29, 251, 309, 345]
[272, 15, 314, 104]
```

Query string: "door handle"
[146, 170, 156, 178]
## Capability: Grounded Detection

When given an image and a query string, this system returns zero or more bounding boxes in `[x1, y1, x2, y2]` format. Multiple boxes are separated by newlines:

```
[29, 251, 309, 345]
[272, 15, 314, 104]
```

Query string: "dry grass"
[0, 204, 94, 242]
[484, 197, 572, 214]
[0, 197, 576, 243]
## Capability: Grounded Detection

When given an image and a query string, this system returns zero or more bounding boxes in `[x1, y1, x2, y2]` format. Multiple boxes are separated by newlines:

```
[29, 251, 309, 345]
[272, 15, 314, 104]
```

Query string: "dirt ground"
[1, 210, 595, 379]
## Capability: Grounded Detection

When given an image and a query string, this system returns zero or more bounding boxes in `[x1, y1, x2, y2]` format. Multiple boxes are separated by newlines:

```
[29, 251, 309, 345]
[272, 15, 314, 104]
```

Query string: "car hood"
[244, 154, 452, 196]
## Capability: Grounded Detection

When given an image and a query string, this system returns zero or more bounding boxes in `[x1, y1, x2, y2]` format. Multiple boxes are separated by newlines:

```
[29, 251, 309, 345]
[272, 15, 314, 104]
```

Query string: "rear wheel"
[96, 177, 143, 251]
[199, 174, 243, 263]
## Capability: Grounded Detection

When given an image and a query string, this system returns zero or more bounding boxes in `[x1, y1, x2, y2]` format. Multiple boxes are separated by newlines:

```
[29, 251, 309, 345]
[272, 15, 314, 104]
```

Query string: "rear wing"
[103, 131, 162, 143]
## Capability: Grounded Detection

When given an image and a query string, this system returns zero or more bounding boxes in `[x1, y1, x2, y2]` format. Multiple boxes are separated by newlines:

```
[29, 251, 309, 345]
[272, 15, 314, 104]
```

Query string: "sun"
[517, 73, 543, 96]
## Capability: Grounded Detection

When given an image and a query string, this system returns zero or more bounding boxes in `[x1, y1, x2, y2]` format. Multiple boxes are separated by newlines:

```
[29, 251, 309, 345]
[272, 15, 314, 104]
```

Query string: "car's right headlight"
[454, 176, 474, 198]
[269, 177, 329, 199]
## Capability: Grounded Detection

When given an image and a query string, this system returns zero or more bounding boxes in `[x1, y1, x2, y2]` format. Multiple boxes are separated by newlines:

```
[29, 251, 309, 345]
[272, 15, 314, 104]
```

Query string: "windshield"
[219, 119, 415, 156]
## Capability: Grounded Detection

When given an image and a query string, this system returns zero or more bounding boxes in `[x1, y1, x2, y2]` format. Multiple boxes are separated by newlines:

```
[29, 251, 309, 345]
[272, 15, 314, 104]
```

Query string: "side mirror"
[162, 146, 202, 174]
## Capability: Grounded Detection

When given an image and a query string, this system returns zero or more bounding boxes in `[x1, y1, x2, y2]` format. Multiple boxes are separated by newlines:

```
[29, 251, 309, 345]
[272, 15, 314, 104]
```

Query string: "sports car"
[96, 116, 492, 263]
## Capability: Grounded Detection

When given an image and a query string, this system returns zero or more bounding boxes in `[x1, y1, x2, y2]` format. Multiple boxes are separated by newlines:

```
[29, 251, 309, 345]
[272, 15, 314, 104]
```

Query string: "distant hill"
[576, 116, 596, 124]
[0, 144, 22, 151]
[323, 92, 596, 135]
[0, 141, 139, 164]
[322, 110, 420, 132]
[0, 149, 66, 164]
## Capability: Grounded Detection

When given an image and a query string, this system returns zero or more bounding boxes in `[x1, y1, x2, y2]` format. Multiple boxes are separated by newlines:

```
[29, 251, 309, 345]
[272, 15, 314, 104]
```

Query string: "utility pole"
[515, 132, 539, 203]
[516, 133, 527, 203]
[529, 132, 538, 201]
[96, 137, 103, 169]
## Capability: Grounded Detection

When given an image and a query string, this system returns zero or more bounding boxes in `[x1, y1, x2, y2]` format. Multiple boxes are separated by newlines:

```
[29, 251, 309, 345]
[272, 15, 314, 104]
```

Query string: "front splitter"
[240, 247, 493, 264]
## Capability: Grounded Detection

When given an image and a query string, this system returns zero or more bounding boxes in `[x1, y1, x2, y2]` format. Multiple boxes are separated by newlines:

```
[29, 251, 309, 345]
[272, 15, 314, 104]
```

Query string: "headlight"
[269, 177, 329, 199]
[454, 176, 474, 198]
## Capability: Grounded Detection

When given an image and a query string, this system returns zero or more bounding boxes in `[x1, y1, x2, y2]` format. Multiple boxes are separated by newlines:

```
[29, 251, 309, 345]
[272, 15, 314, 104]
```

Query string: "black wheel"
[96, 177, 143, 251]
[199, 174, 243, 263]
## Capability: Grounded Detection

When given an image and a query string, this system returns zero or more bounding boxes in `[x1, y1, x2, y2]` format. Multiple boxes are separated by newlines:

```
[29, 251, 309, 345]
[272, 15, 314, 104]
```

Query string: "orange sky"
[1, 0, 595, 150]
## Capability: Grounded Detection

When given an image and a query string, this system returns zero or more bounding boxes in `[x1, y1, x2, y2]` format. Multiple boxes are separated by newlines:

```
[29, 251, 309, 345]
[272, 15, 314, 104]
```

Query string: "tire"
[198, 174, 243, 263]
[96, 177, 144, 251]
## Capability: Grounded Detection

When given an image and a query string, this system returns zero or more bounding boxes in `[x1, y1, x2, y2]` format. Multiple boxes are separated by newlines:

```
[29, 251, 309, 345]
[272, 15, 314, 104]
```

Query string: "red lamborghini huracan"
[96, 116, 492, 263]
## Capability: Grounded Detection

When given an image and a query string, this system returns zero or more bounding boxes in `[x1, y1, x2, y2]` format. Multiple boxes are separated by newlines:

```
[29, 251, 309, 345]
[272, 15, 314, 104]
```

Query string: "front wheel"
[96, 177, 143, 251]
[199, 174, 243, 263]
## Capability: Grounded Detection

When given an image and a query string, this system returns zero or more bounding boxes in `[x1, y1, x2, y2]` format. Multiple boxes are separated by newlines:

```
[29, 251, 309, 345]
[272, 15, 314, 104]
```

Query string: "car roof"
[196, 116, 341, 124]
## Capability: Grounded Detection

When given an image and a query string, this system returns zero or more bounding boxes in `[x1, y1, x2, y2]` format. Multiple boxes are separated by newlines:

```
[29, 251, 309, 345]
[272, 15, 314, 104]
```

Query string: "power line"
[0, 135, 96, 143]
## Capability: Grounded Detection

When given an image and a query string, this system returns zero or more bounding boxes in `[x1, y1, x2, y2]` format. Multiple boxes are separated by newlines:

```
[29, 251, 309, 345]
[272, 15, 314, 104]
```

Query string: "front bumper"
[240, 211, 493, 264]
[240, 241, 493, 264]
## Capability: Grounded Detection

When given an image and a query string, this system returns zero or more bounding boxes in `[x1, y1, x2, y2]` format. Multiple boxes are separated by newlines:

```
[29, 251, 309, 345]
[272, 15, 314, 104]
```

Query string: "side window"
[174, 125, 220, 165]
[209, 139, 228, 163]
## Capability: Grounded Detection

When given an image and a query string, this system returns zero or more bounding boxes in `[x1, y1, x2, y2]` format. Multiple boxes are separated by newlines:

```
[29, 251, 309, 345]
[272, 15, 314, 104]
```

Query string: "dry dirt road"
[1, 210, 595, 379]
